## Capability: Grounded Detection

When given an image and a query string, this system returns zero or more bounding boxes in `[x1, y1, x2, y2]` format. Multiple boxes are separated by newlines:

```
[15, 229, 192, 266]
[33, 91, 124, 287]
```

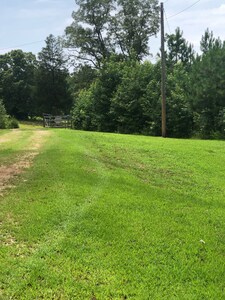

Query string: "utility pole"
[161, 2, 166, 138]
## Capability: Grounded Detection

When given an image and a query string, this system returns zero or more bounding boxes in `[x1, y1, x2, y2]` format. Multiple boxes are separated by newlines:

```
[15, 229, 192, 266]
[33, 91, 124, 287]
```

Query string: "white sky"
[0, 0, 225, 58]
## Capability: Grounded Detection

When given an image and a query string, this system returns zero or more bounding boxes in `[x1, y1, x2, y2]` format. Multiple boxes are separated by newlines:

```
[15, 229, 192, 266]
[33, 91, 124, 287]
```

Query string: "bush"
[0, 99, 19, 129]
[0, 99, 7, 129]
[7, 117, 19, 129]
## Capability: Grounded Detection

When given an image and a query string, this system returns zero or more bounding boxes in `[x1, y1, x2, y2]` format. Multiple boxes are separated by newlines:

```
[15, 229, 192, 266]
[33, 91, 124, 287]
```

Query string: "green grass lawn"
[0, 129, 225, 299]
[0, 130, 35, 165]
[19, 121, 43, 129]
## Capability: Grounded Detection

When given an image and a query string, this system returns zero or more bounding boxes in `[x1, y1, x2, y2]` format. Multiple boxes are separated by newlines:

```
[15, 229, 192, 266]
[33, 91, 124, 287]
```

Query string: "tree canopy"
[0, 0, 225, 140]
[65, 0, 160, 67]
[0, 50, 37, 119]
[36, 34, 72, 115]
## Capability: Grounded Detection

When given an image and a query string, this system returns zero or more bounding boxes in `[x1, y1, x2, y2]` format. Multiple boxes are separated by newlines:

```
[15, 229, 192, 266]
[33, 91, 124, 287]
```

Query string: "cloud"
[212, 4, 225, 16]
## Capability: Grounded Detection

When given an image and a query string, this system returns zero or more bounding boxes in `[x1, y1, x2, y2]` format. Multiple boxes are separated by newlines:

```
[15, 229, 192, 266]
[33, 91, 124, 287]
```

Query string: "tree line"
[0, 0, 225, 138]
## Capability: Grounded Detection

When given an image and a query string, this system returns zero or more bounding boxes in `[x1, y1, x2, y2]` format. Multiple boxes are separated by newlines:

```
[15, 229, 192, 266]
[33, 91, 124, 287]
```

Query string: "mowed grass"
[0, 129, 225, 299]
[0, 130, 36, 165]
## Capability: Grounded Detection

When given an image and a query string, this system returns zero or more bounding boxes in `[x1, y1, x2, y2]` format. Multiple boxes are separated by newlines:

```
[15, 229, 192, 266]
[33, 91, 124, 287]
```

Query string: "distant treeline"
[0, 0, 225, 138]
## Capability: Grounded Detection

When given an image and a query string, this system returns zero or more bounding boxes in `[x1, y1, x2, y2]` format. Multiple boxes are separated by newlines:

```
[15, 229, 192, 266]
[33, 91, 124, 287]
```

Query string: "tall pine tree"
[36, 34, 72, 115]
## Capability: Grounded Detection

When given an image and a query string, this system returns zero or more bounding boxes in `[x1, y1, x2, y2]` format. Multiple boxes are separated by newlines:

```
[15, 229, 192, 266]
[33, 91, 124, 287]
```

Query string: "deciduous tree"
[65, 0, 115, 68]
[0, 50, 37, 119]
[65, 0, 160, 67]
[110, 0, 160, 61]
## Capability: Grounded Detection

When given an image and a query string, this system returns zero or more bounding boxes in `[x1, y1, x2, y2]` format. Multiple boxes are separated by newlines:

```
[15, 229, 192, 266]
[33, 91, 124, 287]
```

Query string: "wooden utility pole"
[161, 2, 166, 138]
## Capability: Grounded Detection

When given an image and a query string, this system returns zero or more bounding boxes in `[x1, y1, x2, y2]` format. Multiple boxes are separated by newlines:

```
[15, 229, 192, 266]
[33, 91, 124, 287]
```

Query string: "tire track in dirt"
[0, 129, 51, 195]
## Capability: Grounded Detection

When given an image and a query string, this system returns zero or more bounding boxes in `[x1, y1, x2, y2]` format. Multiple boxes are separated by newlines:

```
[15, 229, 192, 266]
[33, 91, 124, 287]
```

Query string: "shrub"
[7, 117, 19, 129]
[0, 99, 19, 129]
[0, 99, 7, 129]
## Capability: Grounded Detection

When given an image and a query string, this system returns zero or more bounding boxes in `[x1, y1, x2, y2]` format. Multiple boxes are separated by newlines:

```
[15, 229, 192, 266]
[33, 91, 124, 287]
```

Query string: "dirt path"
[0, 129, 51, 195]
[0, 129, 22, 143]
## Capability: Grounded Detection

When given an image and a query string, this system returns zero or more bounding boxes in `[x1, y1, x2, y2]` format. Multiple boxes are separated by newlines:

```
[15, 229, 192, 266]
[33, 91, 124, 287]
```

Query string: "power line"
[0, 40, 44, 52]
[167, 0, 201, 19]
[164, 8, 171, 34]
[0, 1, 201, 52]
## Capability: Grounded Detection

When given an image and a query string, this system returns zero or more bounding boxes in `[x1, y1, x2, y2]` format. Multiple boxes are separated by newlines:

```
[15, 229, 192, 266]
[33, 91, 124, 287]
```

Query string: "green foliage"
[200, 28, 223, 54]
[6, 116, 19, 129]
[0, 50, 37, 119]
[71, 27, 225, 139]
[65, 0, 160, 66]
[72, 88, 96, 130]
[91, 58, 126, 131]
[140, 64, 161, 136]
[65, 0, 115, 68]
[36, 35, 72, 115]
[110, 0, 160, 60]
[1, 22, 225, 139]
[166, 64, 193, 137]
[68, 65, 97, 98]
[166, 27, 195, 70]
[0, 99, 19, 129]
[72, 56, 127, 131]
[0, 99, 7, 128]
[190, 34, 225, 138]
[111, 61, 156, 133]
[72, 58, 193, 138]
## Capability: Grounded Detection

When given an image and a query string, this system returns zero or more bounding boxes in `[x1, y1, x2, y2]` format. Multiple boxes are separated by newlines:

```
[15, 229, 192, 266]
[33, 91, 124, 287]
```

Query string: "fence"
[43, 114, 72, 128]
